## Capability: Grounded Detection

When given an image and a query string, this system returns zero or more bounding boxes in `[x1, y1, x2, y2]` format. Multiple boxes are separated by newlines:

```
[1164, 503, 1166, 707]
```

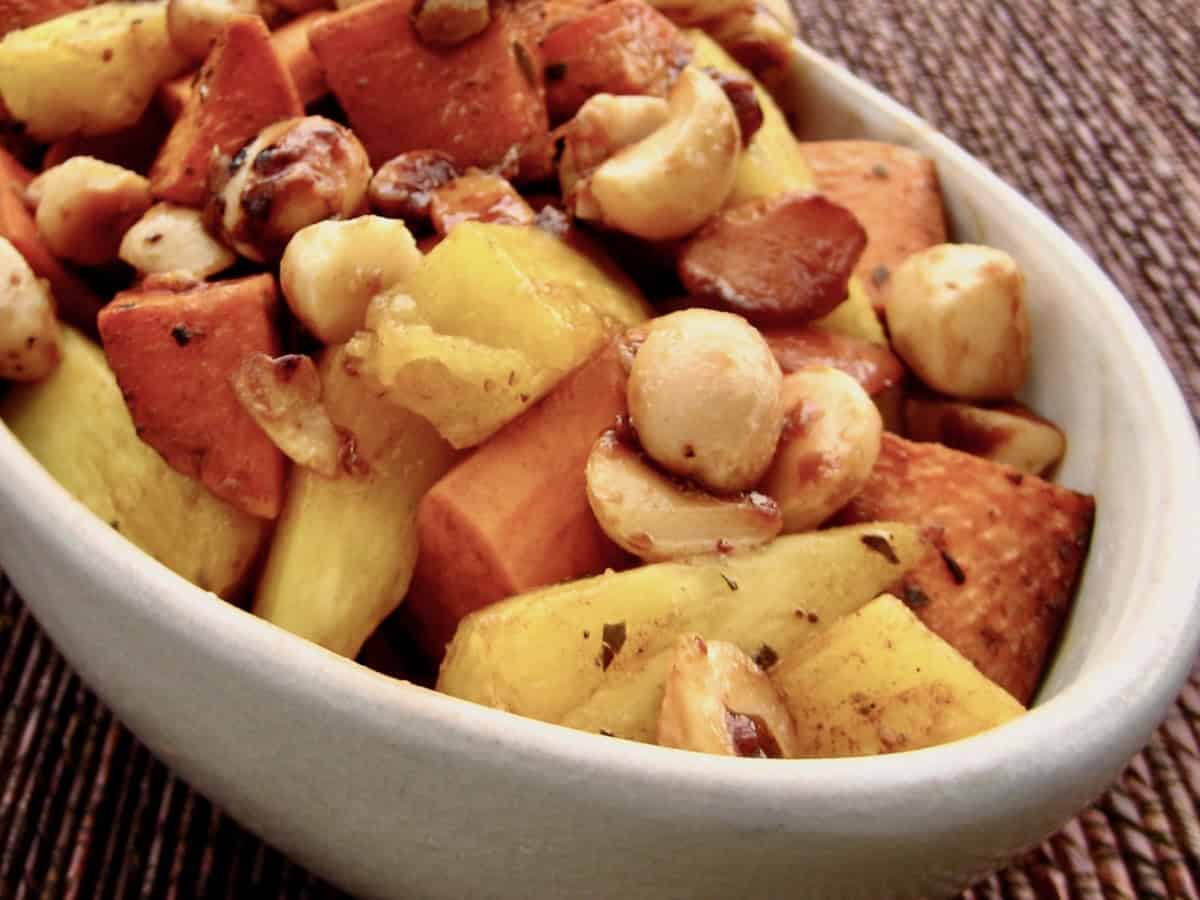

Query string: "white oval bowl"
[2, 40, 1199, 900]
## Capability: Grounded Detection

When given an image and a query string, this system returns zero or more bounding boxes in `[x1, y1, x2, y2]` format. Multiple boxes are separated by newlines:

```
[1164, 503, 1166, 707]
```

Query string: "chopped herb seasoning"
[902, 583, 930, 608]
[860, 534, 899, 564]
[599, 729, 614, 737]
[753, 644, 778, 670]
[871, 264, 890, 287]
[170, 324, 192, 347]
[940, 549, 966, 584]
[582, 630, 590, 639]
[871, 163, 890, 179]
[597, 621, 627, 671]
[545, 62, 567, 82]
[1006, 471, 1024, 485]
[720, 573, 739, 592]
[807, 612, 820, 624]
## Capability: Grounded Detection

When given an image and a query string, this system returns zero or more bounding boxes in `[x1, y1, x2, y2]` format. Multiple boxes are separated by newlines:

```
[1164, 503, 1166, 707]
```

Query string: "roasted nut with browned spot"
[567, 66, 741, 240]
[558, 94, 671, 204]
[208, 116, 372, 262]
[0, 237, 60, 382]
[429, 171, 535, 235]
[118, 203, 236, 279]
[627, 309, 784, 493]
[368, 150, 460, 228]
[585, 429, 782, 562]
[29, 157, 152, 266]
[657, 634, 798, 758]
[167, 0, 259, 60]
[904, 395, 1065, 476]
[886, 244, 1030, 400]
[231, 352, 342, 477]
[280, 216, 422, 344]
[761, 366, 882, 533]
[411, 0, 490, 47]
[678, 191, 867, 327]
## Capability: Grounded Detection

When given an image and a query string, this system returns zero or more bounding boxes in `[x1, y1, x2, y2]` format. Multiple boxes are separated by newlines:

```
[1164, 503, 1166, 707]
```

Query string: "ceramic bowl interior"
[0, 38, 1197, 900]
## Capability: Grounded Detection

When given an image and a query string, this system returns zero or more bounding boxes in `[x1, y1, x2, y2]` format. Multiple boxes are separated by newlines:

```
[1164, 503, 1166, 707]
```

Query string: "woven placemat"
[2, 0, 1199, 896]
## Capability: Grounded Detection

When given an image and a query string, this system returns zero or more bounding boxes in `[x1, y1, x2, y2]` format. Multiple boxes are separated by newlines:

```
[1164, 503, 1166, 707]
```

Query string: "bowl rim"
[2, 38, 1199, 816]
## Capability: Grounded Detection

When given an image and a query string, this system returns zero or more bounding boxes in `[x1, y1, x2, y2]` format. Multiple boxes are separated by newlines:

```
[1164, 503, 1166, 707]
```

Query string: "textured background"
[2, 0, 1199, 896]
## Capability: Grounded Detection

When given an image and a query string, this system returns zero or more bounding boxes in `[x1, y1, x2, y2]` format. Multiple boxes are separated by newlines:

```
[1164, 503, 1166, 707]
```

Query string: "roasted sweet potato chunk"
[541, 0, 690, 122]
[678, 191, 867, 326]
[429, 171, 535, 235]
[404, 340, 632, 657]
[97, 274, 286, 519]
[832, 433, 1094, 705]
[798, 141, 947, 308]
[309, 0, 551, 179]
[763, 326, 904, 397]
[150, 14, 303, 207]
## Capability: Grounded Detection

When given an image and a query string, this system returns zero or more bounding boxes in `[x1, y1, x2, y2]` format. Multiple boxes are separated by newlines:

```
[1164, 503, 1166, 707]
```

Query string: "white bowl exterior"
[2, 41, 1199, 900]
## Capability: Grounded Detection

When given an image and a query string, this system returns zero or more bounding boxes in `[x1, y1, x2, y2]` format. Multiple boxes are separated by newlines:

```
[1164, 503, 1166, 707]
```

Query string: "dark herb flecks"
[861, 534, 899, 564]
[902, 583, 931, 608]
[597, 621, 627, 671]
[170, 324, 192, 347]
[940, 549, 966, 585]
[720, 573, 739, 592]
[753, 644, 778, 670]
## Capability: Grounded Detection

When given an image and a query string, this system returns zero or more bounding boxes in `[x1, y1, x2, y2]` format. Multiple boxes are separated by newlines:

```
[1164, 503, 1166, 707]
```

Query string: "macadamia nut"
[760, 367, 882, 533]
[886, 244, 1030, 400]
[280, 216, 422, 344]
[0, 237, 61, 382]
[208, 116, 372, 262]
[627, 308, 784, 493]
[30, 157, 152, 266]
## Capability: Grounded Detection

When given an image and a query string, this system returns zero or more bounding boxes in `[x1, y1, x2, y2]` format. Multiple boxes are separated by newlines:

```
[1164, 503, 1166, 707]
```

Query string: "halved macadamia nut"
[904, 395, 1066, 476]
[280, 215, 422, 345]
[30, 157, 152, 266]
[230, 352, 343, 477]
[627, 308, 784, 493]
[118, 203, 236, 279]
[585, 429, 782, 562]
[761, 366, 882, 533]
[657, 634, 798, 758]
[558, 94, 671, 206]
[886, 244, 1030, 400]
[678, 191, 867, 327]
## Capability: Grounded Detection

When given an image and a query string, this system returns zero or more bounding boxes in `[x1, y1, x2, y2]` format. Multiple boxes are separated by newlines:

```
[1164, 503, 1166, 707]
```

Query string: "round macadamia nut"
[886, 244, 1031, 400]
[627, 308, 784, 493]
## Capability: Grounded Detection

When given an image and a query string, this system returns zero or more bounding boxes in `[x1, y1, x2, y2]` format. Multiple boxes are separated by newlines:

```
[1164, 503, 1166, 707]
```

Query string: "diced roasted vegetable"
[405, 339, 631, 658]
[774, 593, 1025, 757]
[345, 221, 649, 449]
[0, 3, 188, 141]
[798, 140, 947, 308]
[151, 14, 303, 207]
[253, 346, 458, 658]
[0, 236, 60, 381]
[309, 0, 551, 179]
[97, 273, 286, 519]
[904, 396, 1066, 476]
[0, 327, 270, 597]
[429, 172, 535, 235]
[832, 434, 1094, 705]
[438, 523, 928, 743]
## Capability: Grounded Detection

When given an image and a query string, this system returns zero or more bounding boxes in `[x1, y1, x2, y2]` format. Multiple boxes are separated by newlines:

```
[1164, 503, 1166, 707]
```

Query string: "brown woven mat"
[2, 0, 1199, 897]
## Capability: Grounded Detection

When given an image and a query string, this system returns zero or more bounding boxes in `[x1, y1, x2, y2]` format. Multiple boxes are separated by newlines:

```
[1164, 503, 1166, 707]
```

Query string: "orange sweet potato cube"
[309, 0, 551, 179]
[404, 340, 632, 657]
[150, 15, 303, 207]
[832, 434, 1094, 704]
[159, 11, 331, 120]
[97, 274, 286, 519]
[799, 141, 947, 309]
[0, 179, 102, 332]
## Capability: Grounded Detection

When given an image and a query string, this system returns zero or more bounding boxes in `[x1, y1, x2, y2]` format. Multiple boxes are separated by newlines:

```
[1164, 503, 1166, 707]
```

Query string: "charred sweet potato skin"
[541, 0, 690, 122]
[832, 433, 1094, 704]
[798, 140, 947, 308]
[309, 0, 551, 179]
[97, 274, 286, 519]
[678, 191, 867, 327]
[150, 15, 304, 207]
[404, 340, 632, 657]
